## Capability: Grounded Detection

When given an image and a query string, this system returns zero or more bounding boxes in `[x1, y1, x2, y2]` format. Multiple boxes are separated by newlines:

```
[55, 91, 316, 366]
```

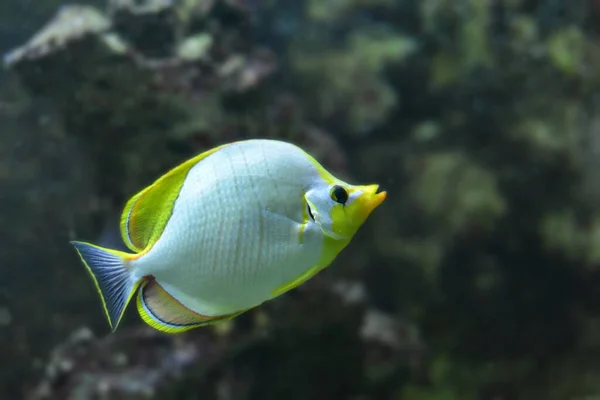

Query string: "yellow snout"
[354, 184, 387, 220]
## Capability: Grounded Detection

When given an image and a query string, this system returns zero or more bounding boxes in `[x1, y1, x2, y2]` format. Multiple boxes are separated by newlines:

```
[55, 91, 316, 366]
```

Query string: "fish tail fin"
[70, 241, 142, 332]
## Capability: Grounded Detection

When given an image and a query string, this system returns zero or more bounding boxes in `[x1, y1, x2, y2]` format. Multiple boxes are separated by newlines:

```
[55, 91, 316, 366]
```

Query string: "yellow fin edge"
[271, 237, 351, 298]
[271, 263, 325, 297]
[120, 189, 148, 252]
[119, 142, 232, 253]
[70, 241, 140, 331]
[136, 280, 248, 334]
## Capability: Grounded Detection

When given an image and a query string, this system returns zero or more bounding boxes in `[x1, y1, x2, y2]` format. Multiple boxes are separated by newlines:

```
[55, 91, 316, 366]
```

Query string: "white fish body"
[70, 139, 386, 333]
[135, 139, 325, 316]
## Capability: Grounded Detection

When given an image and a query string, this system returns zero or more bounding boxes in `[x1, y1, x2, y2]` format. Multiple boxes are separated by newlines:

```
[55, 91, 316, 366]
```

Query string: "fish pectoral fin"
[136, 280, 236, 333]
[120, 143, 231, 252]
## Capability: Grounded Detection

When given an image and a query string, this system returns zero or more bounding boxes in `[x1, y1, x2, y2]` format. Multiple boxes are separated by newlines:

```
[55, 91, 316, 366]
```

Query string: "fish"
[70, 139, 386, 333]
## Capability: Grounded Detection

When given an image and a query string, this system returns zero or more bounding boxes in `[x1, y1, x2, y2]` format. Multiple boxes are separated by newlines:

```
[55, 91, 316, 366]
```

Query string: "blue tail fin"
[70, 241, 140, 331]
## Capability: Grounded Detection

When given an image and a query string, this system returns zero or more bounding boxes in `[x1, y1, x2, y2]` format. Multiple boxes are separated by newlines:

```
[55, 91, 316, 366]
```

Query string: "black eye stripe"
[330, 185, 348, 204]
[307, 203, 315, 221]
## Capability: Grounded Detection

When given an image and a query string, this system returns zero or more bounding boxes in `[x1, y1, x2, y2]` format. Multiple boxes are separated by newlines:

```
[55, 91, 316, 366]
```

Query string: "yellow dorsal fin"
[136, 280, 235, 333]
[120, 143, 229, 252]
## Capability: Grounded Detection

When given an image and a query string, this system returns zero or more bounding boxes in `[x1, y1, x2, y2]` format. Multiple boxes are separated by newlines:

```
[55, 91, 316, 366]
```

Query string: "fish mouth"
[357, 184, 387, 217]
[365, 184, 387, 205]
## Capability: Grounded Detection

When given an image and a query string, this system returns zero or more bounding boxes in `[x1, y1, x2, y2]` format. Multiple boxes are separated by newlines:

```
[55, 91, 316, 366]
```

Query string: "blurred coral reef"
[2, 0, 600, 399]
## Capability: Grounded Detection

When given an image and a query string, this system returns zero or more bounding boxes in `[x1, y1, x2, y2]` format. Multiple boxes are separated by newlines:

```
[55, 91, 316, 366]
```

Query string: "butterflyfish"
[70, 139, 387, 333]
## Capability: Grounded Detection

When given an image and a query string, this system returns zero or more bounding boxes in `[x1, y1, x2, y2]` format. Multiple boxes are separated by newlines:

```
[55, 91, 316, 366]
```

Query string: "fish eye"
[330, 185, 348, 204]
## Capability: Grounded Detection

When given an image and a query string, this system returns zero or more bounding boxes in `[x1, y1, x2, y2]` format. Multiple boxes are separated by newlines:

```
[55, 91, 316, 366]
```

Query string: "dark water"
[1, 0, 599, 399]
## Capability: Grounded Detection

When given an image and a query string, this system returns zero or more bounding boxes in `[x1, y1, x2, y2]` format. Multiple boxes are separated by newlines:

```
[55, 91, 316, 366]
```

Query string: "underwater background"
[1, 0, 599, 398]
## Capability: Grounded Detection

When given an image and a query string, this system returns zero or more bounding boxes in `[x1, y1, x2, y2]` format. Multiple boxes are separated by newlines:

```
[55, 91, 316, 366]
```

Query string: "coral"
[290, 26, 418, 135]
[25, 283, 416, 400]
[408, 151, 506, 237]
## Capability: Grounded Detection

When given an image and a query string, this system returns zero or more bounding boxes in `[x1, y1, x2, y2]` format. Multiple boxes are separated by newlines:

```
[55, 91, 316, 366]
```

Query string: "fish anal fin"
[120, 143, 231, 252]
[136, 280, 239, 333]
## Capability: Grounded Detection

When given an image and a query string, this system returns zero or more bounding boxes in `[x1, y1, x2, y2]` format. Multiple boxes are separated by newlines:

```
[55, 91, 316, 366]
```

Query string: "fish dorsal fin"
[136, 280, 233, 333]
[120, 143, 229, 252]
